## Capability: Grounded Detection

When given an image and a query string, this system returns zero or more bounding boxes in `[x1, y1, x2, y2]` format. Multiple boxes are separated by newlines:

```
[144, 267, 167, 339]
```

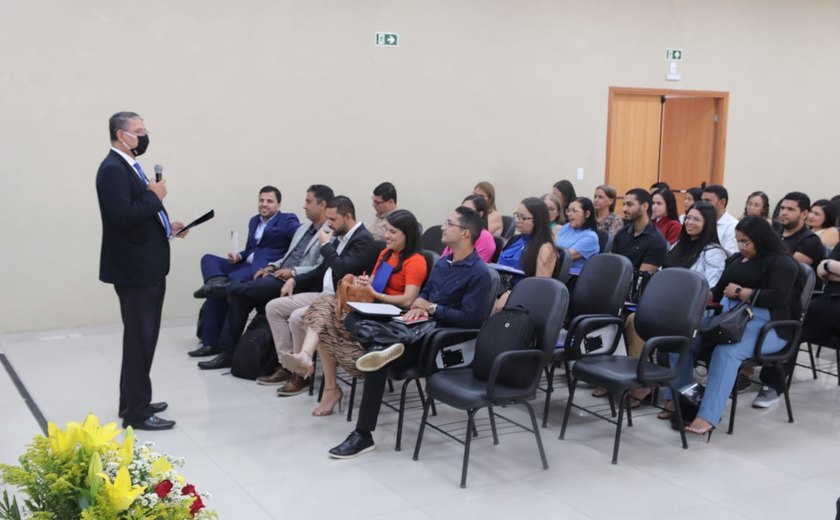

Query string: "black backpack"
[231, 314, 279, 380]
[472, 306, 536, 387]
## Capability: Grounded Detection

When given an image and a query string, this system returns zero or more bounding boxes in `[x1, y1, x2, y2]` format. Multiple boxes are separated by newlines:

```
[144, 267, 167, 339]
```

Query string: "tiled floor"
[2, 320, 840, 519]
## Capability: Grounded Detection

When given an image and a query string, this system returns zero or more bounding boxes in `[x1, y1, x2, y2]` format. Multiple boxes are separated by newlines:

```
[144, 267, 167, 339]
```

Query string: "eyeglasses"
[565, 207, 583, 215]
[513, 213, 533, 221]
[736, 238, 752, 246]
[442, 219, 467, 230]
[371, 198, 387, 206]
[684, 215, 704, 223]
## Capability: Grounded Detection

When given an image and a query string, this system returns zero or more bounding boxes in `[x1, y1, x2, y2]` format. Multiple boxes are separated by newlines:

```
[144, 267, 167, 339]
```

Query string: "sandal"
[626, 388, 652, 409]
[657, 401, 675, 420]
[591, 387, 609, 398]
[685, 418, 715, 442]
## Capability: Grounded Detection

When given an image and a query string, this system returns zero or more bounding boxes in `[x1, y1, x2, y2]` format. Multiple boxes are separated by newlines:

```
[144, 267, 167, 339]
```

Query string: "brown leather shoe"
[257, 367, 292, 386]
[276, 375, 309, 396]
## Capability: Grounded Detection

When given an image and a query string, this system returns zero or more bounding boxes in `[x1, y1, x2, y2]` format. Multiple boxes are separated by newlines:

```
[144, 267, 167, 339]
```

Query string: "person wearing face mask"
[96, 111, 189, 431]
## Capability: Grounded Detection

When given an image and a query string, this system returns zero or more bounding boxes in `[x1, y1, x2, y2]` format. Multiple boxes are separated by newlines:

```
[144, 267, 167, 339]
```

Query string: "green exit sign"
[666, 48, 683, 61]
[375, 32, 399, 47]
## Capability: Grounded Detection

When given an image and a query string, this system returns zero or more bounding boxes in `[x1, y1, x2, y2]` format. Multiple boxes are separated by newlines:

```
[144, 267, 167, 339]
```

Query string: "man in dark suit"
[96, 111, 186, 431]
[193, 186, 300, 297]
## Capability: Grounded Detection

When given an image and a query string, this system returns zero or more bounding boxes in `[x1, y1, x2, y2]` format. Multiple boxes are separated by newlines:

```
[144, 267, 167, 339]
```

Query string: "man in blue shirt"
[329, 206, 492, 459]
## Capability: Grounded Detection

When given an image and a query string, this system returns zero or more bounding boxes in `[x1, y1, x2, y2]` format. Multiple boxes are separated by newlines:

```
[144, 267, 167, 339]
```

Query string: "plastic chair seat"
[573, 356, 674, 390]
[426, 367, 535, 410]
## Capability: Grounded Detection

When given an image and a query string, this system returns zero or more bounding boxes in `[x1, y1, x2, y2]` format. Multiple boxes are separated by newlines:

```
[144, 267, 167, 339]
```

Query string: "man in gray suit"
[190, 185, 333, 368]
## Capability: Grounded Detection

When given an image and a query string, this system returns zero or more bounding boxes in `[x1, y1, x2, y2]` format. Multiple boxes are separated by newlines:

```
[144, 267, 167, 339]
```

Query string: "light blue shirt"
[555, 224, 599, 270]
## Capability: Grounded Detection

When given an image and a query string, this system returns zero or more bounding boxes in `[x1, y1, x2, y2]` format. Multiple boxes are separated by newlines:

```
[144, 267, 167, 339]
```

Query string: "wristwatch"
[734, 287, 742, 297]
[428, 303, 438, 316]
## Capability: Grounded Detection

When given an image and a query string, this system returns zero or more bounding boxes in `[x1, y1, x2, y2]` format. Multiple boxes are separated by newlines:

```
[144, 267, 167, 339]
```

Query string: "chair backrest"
[491, 235, 505, 263]
[419, 250, 440, 289]
[634, 268, 709, 342]
[596, 229, 610, 253]
[501, 215, 516, 240]
[481, 268, 501, 319]
[570, 253, 634, 318]
[796, 261, 816, 322]
[555, 247, 573, 284]
[504, 277, 570, 357]
[420, 226, 444, 254]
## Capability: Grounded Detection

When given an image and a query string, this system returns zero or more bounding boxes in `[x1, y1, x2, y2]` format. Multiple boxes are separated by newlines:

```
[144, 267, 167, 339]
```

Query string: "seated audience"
[369, 182, 398, 241]
[742, 190, 773, 225]
[553, 179, 577, 212]
[473, 181, 504, 236]
[701, 184, 739, 255]
[594, 184, 624, 236]
[194, 186, 299, 297]
[808, 199, 840, 248]
[652, 189, 682, 245]
[542, 193, 565, 240]
[680, 187, 704, 224]
[650, 181, 671, 194]
[441, 194, 497, 262]
[610, 188, 668, 274]
[682, 217, 799, 436]
[188, 185, 332, 359]
[555, 197, 599, 272]
[831, 195, 840, 226]
[754, 191, 823, 406]
[327, 206, 491, 458]
[281, 210, 427, 416]
[494, 197, 559, 310]
[802, 244, 840, 345]
[627, 201, 726, 415]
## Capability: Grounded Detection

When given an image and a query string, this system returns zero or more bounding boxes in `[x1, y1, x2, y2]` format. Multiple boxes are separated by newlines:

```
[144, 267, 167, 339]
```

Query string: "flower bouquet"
[0, 414, 217, 519]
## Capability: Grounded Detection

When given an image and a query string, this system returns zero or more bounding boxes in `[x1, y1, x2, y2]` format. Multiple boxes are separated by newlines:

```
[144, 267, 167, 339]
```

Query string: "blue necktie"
[134, 162, 172, 238]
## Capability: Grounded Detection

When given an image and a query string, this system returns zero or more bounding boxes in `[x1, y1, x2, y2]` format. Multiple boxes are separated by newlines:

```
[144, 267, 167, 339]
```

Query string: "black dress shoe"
[198, 354, 232, 370]
[193, 276, 230, 299]
[188, 345, 220, 357]
[119, 402, 168, 419]
[123, 414, 176, 431]
[328, 430, 375, 459]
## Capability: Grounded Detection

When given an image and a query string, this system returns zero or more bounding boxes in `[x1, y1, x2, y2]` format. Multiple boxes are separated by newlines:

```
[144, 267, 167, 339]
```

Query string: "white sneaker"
[355, 343, 405, 372]
[752, 386, 781, 408]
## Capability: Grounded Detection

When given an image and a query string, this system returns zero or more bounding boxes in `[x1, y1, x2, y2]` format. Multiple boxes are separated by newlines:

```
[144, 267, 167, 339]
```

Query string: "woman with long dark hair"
[555, 197, 599, 271]
[680, 187, 704, 224]
[808, 199, 840, 248]
[683, 216, 800, 436]
[553, 180, 577, 211]
[542, 193, 565, 239]
[441, 194, 496, 262]
[282, 209, 428, 416]
[652, 189, 682, 245]
[494, 197, 558, 310]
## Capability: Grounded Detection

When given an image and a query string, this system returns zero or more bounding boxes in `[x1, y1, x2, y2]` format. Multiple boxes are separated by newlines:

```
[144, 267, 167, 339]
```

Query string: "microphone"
[154, 164, 164, 182]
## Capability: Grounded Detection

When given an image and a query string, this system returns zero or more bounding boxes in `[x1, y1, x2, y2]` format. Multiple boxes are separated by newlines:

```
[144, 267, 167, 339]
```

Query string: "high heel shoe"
[685, 419, 715, 442]
[312, 388, 343, 417]
[280, 352, 314, 379]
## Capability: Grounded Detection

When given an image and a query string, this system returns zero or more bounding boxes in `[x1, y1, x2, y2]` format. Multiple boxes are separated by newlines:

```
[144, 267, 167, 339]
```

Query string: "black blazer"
[293, 224, 379, 293]
[96, 150, 170, 286]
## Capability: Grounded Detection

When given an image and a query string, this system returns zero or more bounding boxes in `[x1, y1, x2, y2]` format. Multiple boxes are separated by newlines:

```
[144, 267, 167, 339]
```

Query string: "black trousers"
[218, 276, 285, 355]
[114, 280, 166, 422]
[356, 347, 420, 432]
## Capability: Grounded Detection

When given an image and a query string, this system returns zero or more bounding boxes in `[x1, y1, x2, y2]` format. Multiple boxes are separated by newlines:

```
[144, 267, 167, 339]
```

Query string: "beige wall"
[1, 1, 838, 332]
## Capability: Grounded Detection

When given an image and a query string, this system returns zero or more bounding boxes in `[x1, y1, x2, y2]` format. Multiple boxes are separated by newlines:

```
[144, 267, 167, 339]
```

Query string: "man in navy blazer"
[96, 111, 187, 431]
[195, 186, 300, 296]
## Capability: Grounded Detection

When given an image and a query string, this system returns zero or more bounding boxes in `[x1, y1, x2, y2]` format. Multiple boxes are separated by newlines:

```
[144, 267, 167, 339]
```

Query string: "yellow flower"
[48, 421, 80, 455]
[99, 466, 146, 511]
[79, 414, 121, 454]
[150, 456, 172, 478]
[119, 427, 135, 466]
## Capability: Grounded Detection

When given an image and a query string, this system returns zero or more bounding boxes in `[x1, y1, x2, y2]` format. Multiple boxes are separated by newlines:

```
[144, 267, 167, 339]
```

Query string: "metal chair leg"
[778, 363, 794, 424]
[524, 401, 548, 470]
[488, 406, 499, 445]
[728, 379, 739, 435]
[806, 343, 818, 379]
[559, 377, 578, 439]
[611, 392, 627, 464]
[412, 396, 433, 461]
[461, 409, 477, 488]
[542, 363, 556, 428]
[607, 393, 617, 417]
[668, 385, 688, 449]
[395, 379, 411, 451]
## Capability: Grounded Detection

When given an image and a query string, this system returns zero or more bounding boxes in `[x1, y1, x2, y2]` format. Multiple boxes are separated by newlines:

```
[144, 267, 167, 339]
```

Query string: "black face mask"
[130, 134, 150, 156]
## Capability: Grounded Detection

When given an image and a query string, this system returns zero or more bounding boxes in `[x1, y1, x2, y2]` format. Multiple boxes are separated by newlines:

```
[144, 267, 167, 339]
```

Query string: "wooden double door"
[605, 87, 729, 212]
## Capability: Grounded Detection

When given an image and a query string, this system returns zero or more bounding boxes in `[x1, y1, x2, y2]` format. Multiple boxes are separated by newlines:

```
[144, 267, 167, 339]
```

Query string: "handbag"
[699, 289, 760, 345]
[670, 382, 705, 431]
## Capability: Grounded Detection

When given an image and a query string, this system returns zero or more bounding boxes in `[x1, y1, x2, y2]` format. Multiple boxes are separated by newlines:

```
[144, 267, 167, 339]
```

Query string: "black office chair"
[596, 229, 611, 253]
[560, 268, 709, 464]
[413, 277, 569, 487]
[798, 334, 840, 385]
[726, 262, 816, 434]
[501, 215, 516, 240]
[542, 253, 634, 426]
[420, 226, 444, 254]
[384, 268, 501, 451]
[491, 235, 505, 263]
[554, 247, 573, 284]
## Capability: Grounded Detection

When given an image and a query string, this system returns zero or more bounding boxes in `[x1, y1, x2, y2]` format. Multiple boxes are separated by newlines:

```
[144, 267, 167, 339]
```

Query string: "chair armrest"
[486, 349, 545, 401]
[564, 314, 625, 359]
[637, 335, 690, 383]
[419, 327, 480, 374]
[753, 320, 802, 363]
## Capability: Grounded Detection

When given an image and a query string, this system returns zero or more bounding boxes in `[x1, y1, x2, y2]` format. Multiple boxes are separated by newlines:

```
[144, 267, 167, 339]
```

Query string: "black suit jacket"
[97, 149, 170, 286]
[293, 224, 379, 293]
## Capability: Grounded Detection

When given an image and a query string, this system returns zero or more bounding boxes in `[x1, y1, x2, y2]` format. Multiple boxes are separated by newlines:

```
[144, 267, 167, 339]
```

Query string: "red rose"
[190, 495, 205, 516]
[155, 479, 174, 499]
[181, 484, 197, 496]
